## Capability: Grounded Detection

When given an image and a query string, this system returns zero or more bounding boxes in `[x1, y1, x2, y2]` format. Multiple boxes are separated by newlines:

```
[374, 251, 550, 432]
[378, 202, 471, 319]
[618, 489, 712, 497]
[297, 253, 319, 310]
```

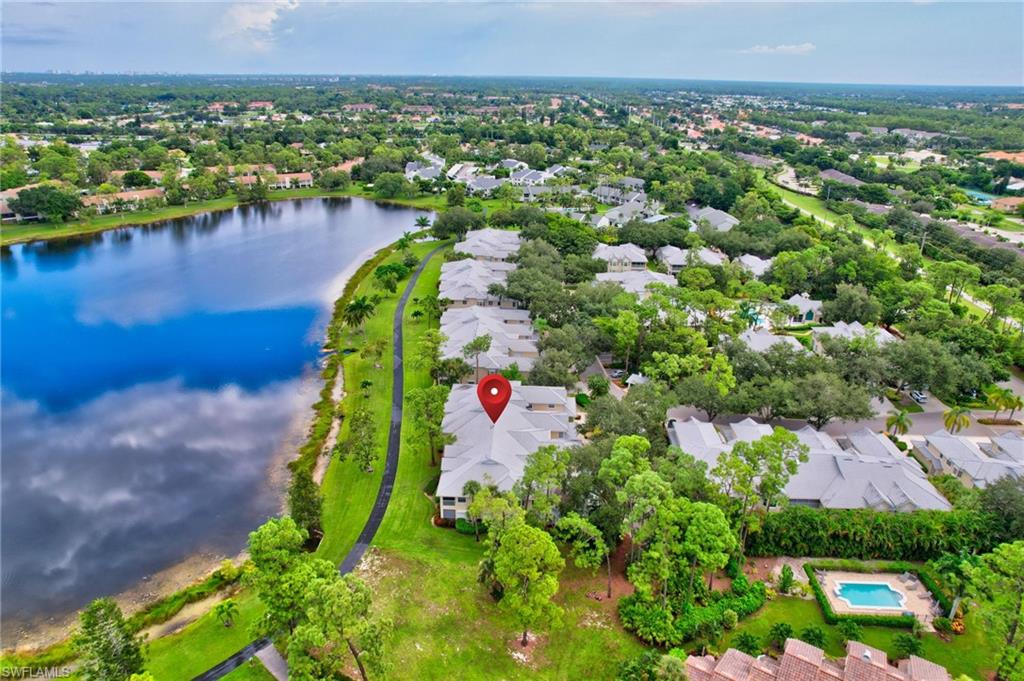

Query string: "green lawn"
[145, 593, 266, 680]
[721, 597, 998, 679]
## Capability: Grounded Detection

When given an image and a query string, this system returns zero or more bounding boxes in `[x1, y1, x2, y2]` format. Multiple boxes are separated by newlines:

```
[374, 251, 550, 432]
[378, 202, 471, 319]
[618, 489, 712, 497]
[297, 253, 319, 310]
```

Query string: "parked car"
[609, 369, 625, 379]
[910, 390, 928, 404]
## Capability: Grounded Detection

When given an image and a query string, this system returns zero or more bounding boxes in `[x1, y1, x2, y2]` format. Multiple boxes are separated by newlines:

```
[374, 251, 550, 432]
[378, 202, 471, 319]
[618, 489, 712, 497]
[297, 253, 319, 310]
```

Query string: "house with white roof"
[655, 245, 726, 273]
[467, 176, 507, 196]
[811, 321, 900, 352]
[735, 254, 773, 279]
[509, 168, 551, 186]
[454, 228, 522, 262]
[739, 328, 804, 353]
[446, 162, 480, 183]
[436, 382, 580, 519]
[666, 417, 949, 512]
[593, 243, 647, 272]
[596, 269, 676, 297]
[915, 430, 1024, 488]
[438, 259, 516, 308]
[440, 307, 538, 381]
[785, 293, 823, 324]
[686, 205, 740, 232]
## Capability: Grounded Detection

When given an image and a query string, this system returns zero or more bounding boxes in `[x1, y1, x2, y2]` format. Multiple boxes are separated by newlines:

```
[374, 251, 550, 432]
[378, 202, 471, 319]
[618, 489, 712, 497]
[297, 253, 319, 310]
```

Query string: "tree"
[886, 409, 913, 437]
[346, 407, 379, 472]
[493, 181, 522, 208]
[682, 501, 736, 598]
[555, 512, 613, 597]
[213, 598, 238, 628]
[734, 631, 762, 656]
[373, 172, 412, 199]
[767, 622, 794, 650]
[597, 310, 640, 373]
[800, 625, 826, 648]
[343, 296, 376, 332]
[493, 523, 565, 646]
[986, 386, 1015, 421]
[980, 477, 1024, 542]
[967, 541, 1024, 650]
[406, 384, 451, 466]
[288, 469, 323, 537]
[446, 183, 466, 207]
[930, 549, 980, 619]
[943, 406, 971, 434]
[72, 598, 145, 681]
[587, 373, 610, 397]
[822, 284, 882, 324]
[514, 444, 570, 527]
[837, 620, 863, 643]
[462, 334, 493, 379]
[288, 573, 392, 681]
[432, 206, 484, 240]
[462, 480, 483, 541]
[9, 185, 82, 222]
[790, 371, 873, 429]
[778, 564, 795, 594]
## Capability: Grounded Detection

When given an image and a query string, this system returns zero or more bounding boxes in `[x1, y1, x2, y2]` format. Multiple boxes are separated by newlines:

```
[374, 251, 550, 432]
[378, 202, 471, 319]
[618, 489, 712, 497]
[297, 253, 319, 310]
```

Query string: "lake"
[0, 198, 426, 635]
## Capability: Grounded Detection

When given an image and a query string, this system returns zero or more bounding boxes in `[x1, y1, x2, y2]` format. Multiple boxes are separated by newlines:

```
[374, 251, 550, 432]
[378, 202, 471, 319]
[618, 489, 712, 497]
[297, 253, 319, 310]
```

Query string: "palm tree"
[342, 295, 375, 332]
[942, 406, 971, 434]
[1006, 394, 1024, 422]
[985, 386, 1014, 420]
[462, 480, 482, 541]
[213, 598, 238, 628]
[886, 409, 912, 437]
[415, 215, 430, 229]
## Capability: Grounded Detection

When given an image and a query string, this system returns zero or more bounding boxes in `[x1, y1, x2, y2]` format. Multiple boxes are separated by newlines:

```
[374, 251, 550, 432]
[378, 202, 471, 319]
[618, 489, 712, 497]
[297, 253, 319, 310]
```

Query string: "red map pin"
[477, 374, 512, 424]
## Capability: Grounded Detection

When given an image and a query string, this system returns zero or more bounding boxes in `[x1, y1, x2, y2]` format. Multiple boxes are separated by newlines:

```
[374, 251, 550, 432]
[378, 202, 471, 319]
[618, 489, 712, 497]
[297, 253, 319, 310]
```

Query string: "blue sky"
[2, 1, 1021, 86]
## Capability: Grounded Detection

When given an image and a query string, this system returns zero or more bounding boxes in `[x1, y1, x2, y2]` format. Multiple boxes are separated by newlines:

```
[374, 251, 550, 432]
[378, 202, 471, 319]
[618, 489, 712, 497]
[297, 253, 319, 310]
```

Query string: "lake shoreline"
[0, 201, 424, 654]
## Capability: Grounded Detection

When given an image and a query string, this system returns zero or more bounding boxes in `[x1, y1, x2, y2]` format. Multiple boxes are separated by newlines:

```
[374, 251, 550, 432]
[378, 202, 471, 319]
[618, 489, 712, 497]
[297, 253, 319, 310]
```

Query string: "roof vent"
[862, 650, 872, 661]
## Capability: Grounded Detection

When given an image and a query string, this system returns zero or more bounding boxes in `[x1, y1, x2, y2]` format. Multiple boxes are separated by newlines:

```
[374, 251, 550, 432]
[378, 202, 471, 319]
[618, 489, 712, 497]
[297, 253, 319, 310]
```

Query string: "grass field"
[222, 658, 276, 681]
[720, 597, 998, 679]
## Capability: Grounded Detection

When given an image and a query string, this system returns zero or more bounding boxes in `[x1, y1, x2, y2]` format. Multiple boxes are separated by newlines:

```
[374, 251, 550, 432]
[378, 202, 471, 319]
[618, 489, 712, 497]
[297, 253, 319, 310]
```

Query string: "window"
[442, 497, 455, 506]
[457, 497, 466, 503]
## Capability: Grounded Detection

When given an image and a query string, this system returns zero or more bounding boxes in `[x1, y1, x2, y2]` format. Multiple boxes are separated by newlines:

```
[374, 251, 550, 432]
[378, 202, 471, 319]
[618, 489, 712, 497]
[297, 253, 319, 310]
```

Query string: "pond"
[1, 198, 427, 636]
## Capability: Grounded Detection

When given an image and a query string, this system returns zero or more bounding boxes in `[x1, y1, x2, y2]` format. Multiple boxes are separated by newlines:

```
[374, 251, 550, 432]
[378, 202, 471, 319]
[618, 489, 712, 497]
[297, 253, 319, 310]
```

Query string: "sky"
[2, 1, 1022, 87]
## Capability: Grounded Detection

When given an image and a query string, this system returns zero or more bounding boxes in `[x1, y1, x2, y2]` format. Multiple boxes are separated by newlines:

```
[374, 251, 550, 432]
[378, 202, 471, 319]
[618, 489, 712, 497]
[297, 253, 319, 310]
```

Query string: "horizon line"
[4, 71, 1023, 91]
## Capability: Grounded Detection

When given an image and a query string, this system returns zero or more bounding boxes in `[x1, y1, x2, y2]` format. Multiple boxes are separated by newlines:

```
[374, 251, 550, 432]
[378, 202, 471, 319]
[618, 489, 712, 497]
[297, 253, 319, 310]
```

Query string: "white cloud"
[214, 0, 300, 53]
[740, 42, 816, 55]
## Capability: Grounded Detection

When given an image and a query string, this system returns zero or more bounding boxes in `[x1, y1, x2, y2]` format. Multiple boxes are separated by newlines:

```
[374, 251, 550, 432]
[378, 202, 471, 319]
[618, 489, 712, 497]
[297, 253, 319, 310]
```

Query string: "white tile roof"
[438, 258, 514, 303]
[595, 269, 676, 295]
[656, 245, 725, 268]
[454, 228, 522, 260]
[593, 243, 647, 265]
[736, 254, 773, 278]
[440, 306, 538, 372]
[923, 430, 1024, 487]
[812, 321, 900, 345]
[437, 383, 579, 498]
[739, 329, 804, 353]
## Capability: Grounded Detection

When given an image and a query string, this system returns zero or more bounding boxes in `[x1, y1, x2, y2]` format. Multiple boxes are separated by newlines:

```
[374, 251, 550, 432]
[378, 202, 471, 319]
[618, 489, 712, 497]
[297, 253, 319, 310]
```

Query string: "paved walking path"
[191, 244, 443, 681]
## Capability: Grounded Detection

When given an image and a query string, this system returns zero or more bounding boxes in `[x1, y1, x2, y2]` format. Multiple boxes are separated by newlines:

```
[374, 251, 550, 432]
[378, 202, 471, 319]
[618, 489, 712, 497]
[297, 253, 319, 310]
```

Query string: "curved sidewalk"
[192, 244, 443, 681]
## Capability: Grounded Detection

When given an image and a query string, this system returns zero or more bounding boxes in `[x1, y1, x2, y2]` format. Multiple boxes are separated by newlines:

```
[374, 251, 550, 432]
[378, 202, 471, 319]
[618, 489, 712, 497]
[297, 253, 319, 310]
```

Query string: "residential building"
[438, 259, 515, 308]
[446, 163, 480, 183]
[820, 169, 865, 187]
[593, 243, 647, 272]
[467, 176, 507, 196]
[667, 418, 950, 511]
[440, 306, 538, 380]
[454, 228, 522, 262]
[734, 152, 775, 168]
[735, 253, 773, 278]
[811, 321, 900, 351]
[686, 204, 740, 232]
[739, 328, 804, 353]
[436, 382, 580, 519]
[785, 293, 823, 323]
[81, 188, 166, 214]
[915, 430, 1024, 488]
[405, 159, 443, 182]
[498, 158, 528, 172]
[601, 200, 649, 227]
[509, 168, 551, 186]
[596, 269, 676, 297]
[656, 245, 726, 272]
[992, 196, 1024, 213]
[686, 639, 951, 681]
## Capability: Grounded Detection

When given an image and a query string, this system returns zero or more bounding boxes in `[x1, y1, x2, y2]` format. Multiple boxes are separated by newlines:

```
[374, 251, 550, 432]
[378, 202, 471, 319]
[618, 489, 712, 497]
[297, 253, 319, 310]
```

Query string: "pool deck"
[818, 570, 940, 626]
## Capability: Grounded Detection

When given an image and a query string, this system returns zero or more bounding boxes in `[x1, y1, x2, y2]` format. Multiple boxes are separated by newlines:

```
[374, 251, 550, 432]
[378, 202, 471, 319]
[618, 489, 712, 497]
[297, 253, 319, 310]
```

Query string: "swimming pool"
[835, 581, 907, 609]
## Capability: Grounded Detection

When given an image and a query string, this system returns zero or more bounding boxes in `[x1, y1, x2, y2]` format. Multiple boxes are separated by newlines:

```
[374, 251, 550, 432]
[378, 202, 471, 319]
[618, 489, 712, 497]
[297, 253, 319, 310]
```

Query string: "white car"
[910, 390, 928, 404]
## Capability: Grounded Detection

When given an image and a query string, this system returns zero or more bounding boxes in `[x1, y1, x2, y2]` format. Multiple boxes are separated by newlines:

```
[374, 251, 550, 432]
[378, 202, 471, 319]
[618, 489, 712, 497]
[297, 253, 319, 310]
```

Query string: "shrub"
[455, 518, 476, 535]
[722, 609, 738, 630]
[893, 633, 924, 659]
[803, 563, 918, 628]
[725, 555, 742, 579]
[799, 625, 826, 648]
[837, 620, 863, 643]
[731, 573, 749, 596]
[767, 622, 793, 650]
[733, 631, 762, 656]
[932, 616, 952, 633]
[778, 564, 794, 594]
[620, 582, 767, 646]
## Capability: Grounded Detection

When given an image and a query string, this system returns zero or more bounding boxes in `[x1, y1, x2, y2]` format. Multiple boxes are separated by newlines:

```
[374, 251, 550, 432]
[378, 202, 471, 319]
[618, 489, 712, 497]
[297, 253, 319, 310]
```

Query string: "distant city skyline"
[2, 1, 1022, 87]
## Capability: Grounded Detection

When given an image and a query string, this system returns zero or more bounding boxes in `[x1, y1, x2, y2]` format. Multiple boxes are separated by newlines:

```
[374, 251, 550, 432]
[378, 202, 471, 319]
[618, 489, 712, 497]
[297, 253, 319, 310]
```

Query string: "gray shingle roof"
[595, 269, 676, 295]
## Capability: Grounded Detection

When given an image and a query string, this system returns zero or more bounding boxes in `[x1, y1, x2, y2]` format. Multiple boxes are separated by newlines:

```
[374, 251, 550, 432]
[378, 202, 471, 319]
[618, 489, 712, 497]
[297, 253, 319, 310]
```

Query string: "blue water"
[836, 581, 905, 608]
[962, 188, 996, 205]
[1, 198, 426, 631]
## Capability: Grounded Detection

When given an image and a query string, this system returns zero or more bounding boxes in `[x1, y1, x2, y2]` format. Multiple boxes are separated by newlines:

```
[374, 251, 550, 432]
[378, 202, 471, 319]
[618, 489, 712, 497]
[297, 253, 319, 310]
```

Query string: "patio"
[817, 570, 942, 628]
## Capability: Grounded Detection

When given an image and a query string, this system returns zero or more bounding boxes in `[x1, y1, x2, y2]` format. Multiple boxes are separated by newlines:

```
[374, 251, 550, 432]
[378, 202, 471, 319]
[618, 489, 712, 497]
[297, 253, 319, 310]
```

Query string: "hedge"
[747, 507, 997, 561]
[802, 559, 952, 628]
